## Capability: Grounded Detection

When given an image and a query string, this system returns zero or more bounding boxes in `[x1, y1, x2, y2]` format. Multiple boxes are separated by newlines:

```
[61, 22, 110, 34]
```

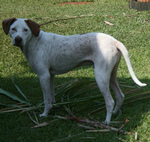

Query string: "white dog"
[2, 18, 146, 124]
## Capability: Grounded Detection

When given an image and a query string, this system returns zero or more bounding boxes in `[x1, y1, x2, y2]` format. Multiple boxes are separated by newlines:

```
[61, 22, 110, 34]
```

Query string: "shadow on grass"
[0, 71, 149, 113]
[0, 71, 149, 142]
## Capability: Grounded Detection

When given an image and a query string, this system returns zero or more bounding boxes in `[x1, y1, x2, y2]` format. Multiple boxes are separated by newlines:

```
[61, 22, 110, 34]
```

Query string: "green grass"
[0, 0, 150, 141]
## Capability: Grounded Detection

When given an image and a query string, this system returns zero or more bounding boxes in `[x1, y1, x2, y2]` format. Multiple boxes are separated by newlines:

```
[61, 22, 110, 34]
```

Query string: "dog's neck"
[21, 33, 39, 59]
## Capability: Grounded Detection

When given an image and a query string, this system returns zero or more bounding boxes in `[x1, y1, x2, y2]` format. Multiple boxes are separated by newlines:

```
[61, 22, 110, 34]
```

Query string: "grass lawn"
[0, 0, 150, 141]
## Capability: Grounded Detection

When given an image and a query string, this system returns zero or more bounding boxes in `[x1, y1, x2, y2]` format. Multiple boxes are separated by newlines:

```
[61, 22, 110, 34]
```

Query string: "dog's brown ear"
[2, 18, 17, 35]
[25, 19, 40, 37]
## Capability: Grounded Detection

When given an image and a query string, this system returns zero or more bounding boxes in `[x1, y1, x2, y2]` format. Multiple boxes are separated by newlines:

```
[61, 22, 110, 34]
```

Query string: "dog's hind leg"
[110, 63, 125, 114]
[94, 66, 115, 124]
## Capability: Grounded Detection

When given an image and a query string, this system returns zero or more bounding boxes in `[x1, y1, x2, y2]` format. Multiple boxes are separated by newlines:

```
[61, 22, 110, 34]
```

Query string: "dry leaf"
[135, 132, 138, 140]
[104, 21, 114, 26]
[31, 122, 49, 128]
[31, 119, 58, 128]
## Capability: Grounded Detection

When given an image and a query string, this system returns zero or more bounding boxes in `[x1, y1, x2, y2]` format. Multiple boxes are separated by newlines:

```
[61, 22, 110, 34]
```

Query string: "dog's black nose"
[15, 36, 22, 43]
[14, 36, 23, 47]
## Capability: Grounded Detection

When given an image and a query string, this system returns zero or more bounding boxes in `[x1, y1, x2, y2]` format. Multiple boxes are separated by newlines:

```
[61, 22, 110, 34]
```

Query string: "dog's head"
[2, 18, 40, 48]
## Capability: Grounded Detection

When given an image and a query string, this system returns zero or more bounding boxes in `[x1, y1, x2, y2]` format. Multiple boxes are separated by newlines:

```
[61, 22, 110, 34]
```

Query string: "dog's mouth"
[14, 36, 23, 48]
[14, 42, 23, 47]
[13, 42, 23, 51]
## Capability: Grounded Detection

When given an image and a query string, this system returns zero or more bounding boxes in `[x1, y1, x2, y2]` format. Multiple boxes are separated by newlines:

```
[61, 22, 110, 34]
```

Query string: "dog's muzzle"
[14, 36, 23, 47]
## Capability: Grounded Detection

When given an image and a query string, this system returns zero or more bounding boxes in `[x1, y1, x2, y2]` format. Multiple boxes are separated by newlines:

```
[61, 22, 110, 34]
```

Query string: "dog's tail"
[114, 40, 147, 87]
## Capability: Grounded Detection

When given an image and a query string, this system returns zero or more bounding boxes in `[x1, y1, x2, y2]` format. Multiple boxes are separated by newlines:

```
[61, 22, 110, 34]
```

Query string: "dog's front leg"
[39, 73, 53, 117]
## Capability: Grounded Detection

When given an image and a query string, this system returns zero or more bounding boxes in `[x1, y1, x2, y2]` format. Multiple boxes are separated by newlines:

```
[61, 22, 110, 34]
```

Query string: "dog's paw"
[103, 120, 110, 125]
[39, 113, 48, 117]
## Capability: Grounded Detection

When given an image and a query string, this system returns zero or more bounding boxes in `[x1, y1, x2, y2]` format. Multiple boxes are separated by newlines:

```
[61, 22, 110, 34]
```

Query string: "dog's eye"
[24, 28, 28, 32]
[12, 28, 17, 32]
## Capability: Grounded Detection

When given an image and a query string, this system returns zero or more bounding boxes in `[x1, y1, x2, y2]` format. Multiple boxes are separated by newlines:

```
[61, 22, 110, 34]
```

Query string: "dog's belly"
[50, 60, 93, 75]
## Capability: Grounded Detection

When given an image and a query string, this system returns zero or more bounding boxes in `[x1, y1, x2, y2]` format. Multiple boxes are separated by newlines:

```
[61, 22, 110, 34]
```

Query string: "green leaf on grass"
[9, 63, 29, 102]
[0, 88, 30, 105]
